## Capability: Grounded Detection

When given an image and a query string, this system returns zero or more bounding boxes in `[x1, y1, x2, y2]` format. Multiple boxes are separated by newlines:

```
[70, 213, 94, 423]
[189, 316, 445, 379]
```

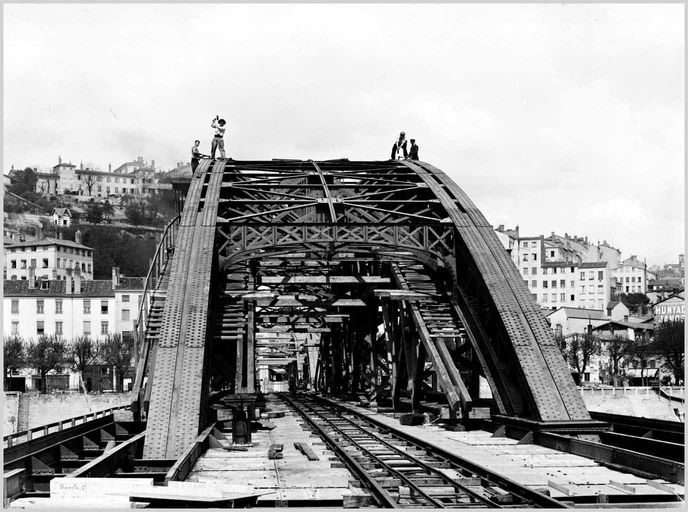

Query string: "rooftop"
[5, 236, 92, 251]
[547, 307, 607, 321]
[579, 262, 608, 269]
[3, 278, 144, 297]
[594, 320, 655, 331]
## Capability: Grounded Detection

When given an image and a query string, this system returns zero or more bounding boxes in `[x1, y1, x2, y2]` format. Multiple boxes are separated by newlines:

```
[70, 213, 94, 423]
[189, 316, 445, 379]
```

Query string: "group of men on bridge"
[191, 118, 419, 173]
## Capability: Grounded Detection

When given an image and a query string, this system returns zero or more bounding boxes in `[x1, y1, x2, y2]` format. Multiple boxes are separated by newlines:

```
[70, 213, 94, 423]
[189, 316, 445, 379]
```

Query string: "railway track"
[280, 394, 566, 509]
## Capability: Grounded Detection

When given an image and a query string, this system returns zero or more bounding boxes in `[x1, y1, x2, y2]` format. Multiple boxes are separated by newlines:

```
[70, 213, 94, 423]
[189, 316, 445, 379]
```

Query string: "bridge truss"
[134, 159, 592, 460]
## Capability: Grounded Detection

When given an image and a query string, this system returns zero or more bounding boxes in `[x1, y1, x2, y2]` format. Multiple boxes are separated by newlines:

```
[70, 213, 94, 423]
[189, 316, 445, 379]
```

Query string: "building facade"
[4, 232, 94, 281]
[3, 269, 143, 341]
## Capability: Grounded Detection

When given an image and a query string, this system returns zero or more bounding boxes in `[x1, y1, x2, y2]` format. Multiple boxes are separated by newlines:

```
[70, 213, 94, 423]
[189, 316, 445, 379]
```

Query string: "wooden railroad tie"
[294, 442, 320, 461]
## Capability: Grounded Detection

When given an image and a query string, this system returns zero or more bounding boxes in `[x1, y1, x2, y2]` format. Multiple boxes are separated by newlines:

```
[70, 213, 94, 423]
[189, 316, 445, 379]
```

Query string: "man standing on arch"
[390, 131, 408, 160]
[211, 115, 227, 159]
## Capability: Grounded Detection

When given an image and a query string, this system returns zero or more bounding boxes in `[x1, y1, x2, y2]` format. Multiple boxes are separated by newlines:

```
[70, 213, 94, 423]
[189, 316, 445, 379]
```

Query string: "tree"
[4, 336, 25, 388]
[85, 203, 103, 224]
[8, 167, 38, 196]
[605, 335, 631, 386]
[67, 336, 99, 393]
[561, 332, 601, 385]
[652, 319, 685, 384]
[25, 336, 67, 393]
[124, 202, 146, 226]
[102, 201, 114, 223]
[623, 334, 655, 386]
[619, 293, 651, 316]
[100, 333, 135, 392]
[82, 174, 97, 196]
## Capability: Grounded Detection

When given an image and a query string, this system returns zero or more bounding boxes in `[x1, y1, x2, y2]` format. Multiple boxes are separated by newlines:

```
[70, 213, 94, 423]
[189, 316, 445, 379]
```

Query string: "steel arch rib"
[400, 160, 589, 421]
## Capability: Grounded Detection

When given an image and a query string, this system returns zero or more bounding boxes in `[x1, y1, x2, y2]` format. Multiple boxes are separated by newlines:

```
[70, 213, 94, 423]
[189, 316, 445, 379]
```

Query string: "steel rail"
[278, 395, 400, 508]
[314, 395, 569, 509]
[281, 394, 453, 508]
[283, 394, 498, 508]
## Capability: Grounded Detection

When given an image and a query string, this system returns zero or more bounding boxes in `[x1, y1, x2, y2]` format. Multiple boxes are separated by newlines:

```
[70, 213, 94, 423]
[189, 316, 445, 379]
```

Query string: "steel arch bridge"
[133, 158, 592, 460]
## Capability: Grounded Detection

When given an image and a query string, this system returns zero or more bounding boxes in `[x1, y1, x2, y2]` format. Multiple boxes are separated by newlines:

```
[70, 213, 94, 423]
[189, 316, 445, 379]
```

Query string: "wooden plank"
[261, 276, 390, 284]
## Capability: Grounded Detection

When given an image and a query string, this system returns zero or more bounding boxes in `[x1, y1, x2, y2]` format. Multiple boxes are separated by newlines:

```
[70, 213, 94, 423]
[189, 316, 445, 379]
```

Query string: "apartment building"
[4, 230, 94, 281]
[612, 255, 655, 294]
[3, 267, 143, 341]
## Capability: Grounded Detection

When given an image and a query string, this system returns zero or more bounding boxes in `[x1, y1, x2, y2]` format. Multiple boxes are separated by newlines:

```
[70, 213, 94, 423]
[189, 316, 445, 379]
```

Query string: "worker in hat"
[390, 131, 408, 160]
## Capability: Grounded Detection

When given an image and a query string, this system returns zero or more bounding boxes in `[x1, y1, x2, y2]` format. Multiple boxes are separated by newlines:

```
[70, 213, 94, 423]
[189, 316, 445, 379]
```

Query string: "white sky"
[3, 4, 684, 266]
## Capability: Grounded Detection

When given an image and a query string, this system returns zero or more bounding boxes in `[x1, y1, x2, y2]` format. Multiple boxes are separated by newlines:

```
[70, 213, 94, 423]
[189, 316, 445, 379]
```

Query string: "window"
[580, 299, 586, 307]
[626, 286, 630, 292]
[588, 271, 594, 279]
[550, 251, 555, 257]
[584, 372, 590, 382]
[588, 287, 594, 295]
[11, 300, 19, 314]
[598, 271, 604, 280]
[570, 294, 575, 301]
[581, 285, 585, 294]
[542, 294, 548, 303]
[597, 285, 603, 294]
[570, 281, 575, 288]
[531, 241, 537, 247]
[522, 254, 529, 262]
[532, 253, 537, 261]
[122, 294, 130, 303]
[11, 321, 19, 335]
[20, 260, 26, 269]
[55, 321, 63, 335]
[101, 321, 109, 335]
[570, 267, 575, 273]
[560, 280, 566, 288]
[522, 267, 529, 275]
[122, 309, 130, 321]
[37, 300, 44, 314]
[638, 277, 642, 283]
[37, 321, 45, 335]
[531, 267, 537, 275]
[30, 258, 36, 268]
[551, 293, 557, 301]
[542, 268, 548, 275]
[11, 260, 16, 268]
[560, 293, 566, 301]
[543, 281, 548, 288]
[83, 321, 91, 335]
[56, 300, 63, 314]
[522, 241, 528, 248]
[551, 280, 557, 288]
[531, 280, 537, 288]
[580, 272, 585, 280]
[101, 301, 109, 314]
[83, 299, 91, 314]
[101, 367, 109, 375]
[631, 276, 636, 283]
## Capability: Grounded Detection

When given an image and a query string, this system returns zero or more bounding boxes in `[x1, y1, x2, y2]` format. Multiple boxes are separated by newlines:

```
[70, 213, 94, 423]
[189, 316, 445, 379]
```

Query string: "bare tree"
[67, 336, 100, 393]
[82, 173, 97, 196]
[623, 334, 655, 386]
[100, 333, 135, 392]
[560, 332, 601, 385]
[25, 335, 67, 393]
[605, 335, 631, 386]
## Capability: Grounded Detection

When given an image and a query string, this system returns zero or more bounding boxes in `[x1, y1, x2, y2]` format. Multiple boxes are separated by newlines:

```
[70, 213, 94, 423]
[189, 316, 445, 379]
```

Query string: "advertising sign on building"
[653, 296, 685, 323]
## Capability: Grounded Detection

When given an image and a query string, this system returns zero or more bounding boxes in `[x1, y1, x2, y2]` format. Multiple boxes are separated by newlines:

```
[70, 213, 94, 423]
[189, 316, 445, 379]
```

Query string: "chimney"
[28, 265, 36, 289]
[80, 161, 83, 171]
[35, 225, 43, 240]
[112, 267, 120, 289]
[58, 155, 62, 165]
[75, 230, 83, 245]
[151, 159, 155, 170]
[65, 268, 73, 295]
[58, 231, 64, 240]
[73, 266, 82, 295]
[108, 163, 112, 172]
[498, 224, 504, 232]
